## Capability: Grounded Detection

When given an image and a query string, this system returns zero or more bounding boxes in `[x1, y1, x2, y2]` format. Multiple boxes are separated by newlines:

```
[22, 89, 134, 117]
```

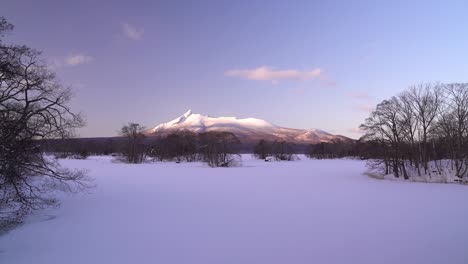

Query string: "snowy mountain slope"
[145, 110, 352, 144]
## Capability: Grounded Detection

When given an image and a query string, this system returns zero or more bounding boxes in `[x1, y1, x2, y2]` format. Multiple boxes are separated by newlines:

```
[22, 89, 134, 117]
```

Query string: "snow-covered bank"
[1, 155, 467, 264]
[365, 159, 468, 184]
[381, 172, 468, 184]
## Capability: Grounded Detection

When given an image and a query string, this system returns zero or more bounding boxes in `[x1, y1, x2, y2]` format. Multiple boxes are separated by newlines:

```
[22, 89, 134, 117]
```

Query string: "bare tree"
[146, 132, 195, 162]
[439, 83, 468, 178]
[1, 17, 87, 226]
[199, 132, 240, 167]
[272, 141, 295, 161]
[360, 83, 468, 182]
[360, 107, 389, 174]
[120, 123, 146, 163]
[407, 84, 442, 174]
[253, 139, 271, 160]
[360, 97, 408, 178]
[398, 92, 421, 175]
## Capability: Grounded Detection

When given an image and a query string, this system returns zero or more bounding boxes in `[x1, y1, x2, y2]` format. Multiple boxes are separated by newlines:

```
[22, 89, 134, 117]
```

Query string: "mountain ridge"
[145, 110, 352, 144]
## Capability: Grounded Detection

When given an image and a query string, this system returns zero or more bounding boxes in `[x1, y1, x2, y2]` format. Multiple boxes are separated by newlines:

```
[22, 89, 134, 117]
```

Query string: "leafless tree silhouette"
[1, 17, 88, 227]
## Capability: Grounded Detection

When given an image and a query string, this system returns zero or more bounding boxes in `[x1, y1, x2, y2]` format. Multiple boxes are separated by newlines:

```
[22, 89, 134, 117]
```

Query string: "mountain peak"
[146, 110, 352, 144]
[183, 109, 192, 118]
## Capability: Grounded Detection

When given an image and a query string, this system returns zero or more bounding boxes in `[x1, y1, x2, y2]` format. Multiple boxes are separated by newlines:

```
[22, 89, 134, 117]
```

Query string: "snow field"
[1, 155, 467, 264]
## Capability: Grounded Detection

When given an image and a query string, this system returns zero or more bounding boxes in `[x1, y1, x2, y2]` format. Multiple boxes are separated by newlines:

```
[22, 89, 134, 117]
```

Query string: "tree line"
[125, 125, 242, 167]
[253, 139, 297, 161]
[44, 130, 374, 163]
[360, 83, 468, 180]
[43, 124, 243, 168]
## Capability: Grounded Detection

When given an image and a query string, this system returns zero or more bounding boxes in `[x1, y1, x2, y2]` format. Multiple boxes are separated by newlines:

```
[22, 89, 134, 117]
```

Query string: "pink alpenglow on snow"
[145, 110, 351, 144]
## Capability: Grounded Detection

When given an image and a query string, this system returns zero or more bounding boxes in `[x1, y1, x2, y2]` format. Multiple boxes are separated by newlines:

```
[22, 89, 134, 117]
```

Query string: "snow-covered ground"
[1, 155, 468, 264]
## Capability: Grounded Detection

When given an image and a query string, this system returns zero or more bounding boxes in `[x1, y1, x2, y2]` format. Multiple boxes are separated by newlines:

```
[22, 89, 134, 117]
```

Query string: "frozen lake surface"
[1, 155, 467, 264]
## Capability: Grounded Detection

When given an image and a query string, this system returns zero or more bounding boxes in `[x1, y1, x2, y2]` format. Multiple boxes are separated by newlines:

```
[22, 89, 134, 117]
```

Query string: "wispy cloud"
[350, 91, 370, 100]
[121, 22, 144, 40]
[65, 54, 93, 66]
[225, 66, 323, 82]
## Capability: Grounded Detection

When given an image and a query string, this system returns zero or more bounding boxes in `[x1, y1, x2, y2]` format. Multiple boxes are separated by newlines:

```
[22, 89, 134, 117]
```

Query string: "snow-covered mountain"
[145, 110, 351, 144]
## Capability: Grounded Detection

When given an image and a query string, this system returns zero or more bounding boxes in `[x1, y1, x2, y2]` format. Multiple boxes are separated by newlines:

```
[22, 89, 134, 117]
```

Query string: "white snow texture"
[0, 156, 467, 264]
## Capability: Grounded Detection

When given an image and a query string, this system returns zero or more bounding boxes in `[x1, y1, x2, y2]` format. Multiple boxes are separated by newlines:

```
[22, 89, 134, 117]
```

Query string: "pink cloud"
[225, 66, 322, 82]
